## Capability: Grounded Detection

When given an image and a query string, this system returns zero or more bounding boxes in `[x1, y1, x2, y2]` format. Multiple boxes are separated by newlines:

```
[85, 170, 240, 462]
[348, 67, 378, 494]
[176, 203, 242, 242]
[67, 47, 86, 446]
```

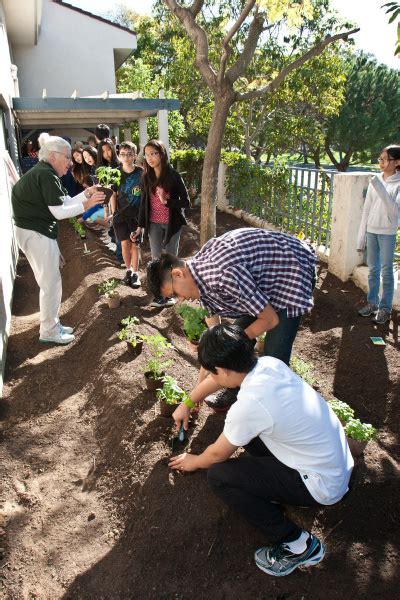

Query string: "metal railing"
[226, 165, 336, 249]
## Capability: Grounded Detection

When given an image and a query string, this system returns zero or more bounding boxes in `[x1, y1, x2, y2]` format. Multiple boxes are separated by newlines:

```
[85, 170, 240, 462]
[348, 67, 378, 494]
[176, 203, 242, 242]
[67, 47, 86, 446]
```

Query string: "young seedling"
[142, 334, 173, 380]
[328, 399, 355, 424]
[95, 166, 121, 188]
[118, 317, 142, 348]
[156, 375, 190, 406]
[175, 303, 208, 343]
[97, 278, 120, 298]
[344, 418, 377, 442]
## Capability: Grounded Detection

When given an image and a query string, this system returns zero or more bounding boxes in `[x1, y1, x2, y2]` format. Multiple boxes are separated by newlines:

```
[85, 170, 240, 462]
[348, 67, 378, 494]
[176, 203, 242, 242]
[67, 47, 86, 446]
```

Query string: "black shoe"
[122, 270, 132, 286]
[149, 296, 176, 308]
[130, 272, 141, 289]
[205, 387, 239, 413]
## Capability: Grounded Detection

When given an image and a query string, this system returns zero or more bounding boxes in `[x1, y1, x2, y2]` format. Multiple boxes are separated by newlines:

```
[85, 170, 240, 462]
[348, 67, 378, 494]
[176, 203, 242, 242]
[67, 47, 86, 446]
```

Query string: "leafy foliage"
[97, 278, 120, 298]
[344, 418, 377, 442]
[289, 356, 317, 387]
[156, 375, 190, 406]
[328, 398, 355, 423]
[69, 217, 86, 237]
[325, 52, 400, 170]
[175, 303, 208, 342]
[117, 317, 143, 347]
[382, 2, 400, 55]
[95, 166, 121, 188]
[142, 334, 173, 379]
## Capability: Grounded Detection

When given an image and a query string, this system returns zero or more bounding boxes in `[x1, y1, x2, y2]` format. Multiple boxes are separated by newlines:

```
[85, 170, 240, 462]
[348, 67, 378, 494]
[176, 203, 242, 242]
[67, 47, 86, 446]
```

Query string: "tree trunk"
[312, 146, 321, 169]
[200, 92, 234, 243]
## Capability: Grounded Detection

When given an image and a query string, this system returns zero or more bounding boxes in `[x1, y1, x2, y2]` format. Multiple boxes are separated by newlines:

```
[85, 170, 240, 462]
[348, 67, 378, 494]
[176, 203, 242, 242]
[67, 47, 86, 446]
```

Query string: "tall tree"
[324, 52, 400, 171]
[163, 0, 357, 242]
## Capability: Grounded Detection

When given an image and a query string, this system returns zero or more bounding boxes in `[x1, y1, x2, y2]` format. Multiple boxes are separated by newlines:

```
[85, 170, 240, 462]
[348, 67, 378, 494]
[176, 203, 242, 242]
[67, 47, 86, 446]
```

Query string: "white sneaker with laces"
[60, 324, 74, 334]
[40, 325, 75, 345]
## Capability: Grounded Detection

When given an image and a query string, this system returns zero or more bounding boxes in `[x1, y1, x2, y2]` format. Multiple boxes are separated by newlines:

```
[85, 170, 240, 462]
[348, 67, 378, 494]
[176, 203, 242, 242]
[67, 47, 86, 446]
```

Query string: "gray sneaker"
[372, 309, 391, 324]
[358, 303, 378, 317]
[255, 532, 325, 577]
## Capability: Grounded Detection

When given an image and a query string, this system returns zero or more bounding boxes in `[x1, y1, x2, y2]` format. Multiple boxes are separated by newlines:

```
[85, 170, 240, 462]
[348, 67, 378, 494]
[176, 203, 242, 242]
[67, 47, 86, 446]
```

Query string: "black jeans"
[235, 309, 301, 366]
[207, 438, 321, 545]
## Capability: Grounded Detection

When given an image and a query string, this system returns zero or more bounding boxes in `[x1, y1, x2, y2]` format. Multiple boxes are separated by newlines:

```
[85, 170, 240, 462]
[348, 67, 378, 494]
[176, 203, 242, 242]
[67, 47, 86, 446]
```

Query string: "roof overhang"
[2, 0, 42, 45]
[12, 96, 180, 130]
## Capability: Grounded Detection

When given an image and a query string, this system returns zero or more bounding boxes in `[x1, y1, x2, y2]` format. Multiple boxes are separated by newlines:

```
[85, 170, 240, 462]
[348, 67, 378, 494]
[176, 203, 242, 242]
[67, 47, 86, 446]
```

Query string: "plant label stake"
[83, 243, 91, 255]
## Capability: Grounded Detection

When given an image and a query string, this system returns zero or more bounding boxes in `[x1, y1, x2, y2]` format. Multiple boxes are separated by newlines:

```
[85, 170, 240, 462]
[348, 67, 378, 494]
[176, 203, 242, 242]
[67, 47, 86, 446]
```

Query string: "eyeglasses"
[54, 150, 72, 160]
[377, 156, 394, 163]
[144, 151, 160, 158]
[119, 152, 133, 157]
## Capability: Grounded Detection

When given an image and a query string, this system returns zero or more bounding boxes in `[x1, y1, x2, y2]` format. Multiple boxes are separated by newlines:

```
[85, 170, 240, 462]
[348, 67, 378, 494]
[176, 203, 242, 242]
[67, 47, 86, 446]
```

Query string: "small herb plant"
[175, 303, 208, 342]
[118, 317, 142, 347]
[95, 166, 121, 188]
[97, 278, 120, 298]
[69, 217, 86, 237]
[142, 334, 173, 379]
[289, 356, 317, 387]
[120, 316, 140, 328]
[156, 375, 190, 406]
[344, 418, 377, 442]
[328, 399, 355, 424]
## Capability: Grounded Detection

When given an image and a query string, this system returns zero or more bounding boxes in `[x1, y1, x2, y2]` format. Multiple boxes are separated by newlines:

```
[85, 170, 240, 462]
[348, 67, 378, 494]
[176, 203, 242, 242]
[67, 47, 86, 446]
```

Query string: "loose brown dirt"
[1, 210, 399, 599]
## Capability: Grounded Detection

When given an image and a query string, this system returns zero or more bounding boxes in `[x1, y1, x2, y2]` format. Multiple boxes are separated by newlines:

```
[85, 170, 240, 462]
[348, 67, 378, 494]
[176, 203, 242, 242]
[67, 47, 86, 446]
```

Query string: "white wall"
[12, 0, 136, 98]
[0, 0, 20, 395]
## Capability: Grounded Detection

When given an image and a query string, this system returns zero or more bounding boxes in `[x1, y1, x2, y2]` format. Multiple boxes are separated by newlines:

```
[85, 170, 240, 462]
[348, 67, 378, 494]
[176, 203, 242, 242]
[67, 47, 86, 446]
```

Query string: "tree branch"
[190, 0, 203, 18]
[219, 1, 257, 82]
[237, 28, 360, 102]
[163, 0, 217, 90]
[225, 11, 266, 84]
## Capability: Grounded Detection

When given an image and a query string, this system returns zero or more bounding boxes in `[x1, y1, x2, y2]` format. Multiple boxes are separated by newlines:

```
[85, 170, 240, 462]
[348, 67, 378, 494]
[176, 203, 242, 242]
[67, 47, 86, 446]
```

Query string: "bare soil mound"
[1, 210, 399, 599]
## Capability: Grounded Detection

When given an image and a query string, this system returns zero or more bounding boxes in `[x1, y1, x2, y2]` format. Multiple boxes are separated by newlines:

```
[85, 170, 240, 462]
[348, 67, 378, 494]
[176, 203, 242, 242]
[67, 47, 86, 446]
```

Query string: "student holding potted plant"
[96, 138, 123, 262]
[132, 139, 190, 308]
[169, 325, 353, 577]
[110, 142, 143, 289]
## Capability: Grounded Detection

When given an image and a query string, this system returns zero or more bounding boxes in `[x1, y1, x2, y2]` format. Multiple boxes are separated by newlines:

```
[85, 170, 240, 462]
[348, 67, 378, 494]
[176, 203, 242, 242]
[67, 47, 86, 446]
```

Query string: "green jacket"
[12, 161, 67, 239]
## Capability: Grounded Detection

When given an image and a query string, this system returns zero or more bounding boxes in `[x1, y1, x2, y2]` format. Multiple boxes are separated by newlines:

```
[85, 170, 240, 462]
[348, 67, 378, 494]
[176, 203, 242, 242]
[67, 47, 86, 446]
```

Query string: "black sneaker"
[255, 532, 325, 577]
[205, 387, 239, 413]
[130, 272, 141, 289]
[122, 270, 132, 286]
[149, 296, 176, 308]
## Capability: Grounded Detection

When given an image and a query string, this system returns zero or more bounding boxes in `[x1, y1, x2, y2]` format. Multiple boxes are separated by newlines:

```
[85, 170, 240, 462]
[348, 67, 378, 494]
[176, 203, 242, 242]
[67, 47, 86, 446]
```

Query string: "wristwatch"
[84, 189, 91, 199]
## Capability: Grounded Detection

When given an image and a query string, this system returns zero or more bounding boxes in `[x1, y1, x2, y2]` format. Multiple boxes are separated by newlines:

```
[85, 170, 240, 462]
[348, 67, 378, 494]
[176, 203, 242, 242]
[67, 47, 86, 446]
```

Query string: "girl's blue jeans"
[366, 232, 397, 311]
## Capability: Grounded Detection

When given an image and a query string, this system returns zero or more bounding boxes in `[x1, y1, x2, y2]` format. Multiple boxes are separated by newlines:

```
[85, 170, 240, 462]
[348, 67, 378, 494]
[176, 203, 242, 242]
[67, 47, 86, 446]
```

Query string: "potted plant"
[328, 398, 355, 426]
[344, 418, 377, 457]
[142, 334, 172, 391]
[175, 303, 208, 350]
[95, 166, 121, 203]
[97, 278, 121, 309]
[117, 317, 143, 356]
[156, 375, 190, 417]
[117, 315, 139, 330]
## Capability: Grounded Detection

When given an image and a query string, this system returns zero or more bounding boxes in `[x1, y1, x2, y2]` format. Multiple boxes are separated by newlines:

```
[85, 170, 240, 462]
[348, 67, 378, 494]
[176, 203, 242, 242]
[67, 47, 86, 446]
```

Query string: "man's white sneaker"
[40, 327, 75, 345]
[60, 324, 74, 334]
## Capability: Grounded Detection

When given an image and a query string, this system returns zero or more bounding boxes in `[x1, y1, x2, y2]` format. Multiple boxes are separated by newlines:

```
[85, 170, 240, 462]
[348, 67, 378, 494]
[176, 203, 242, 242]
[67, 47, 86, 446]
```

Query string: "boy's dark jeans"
[235, 309, 301, 366]
[207, 438, 321, 544]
